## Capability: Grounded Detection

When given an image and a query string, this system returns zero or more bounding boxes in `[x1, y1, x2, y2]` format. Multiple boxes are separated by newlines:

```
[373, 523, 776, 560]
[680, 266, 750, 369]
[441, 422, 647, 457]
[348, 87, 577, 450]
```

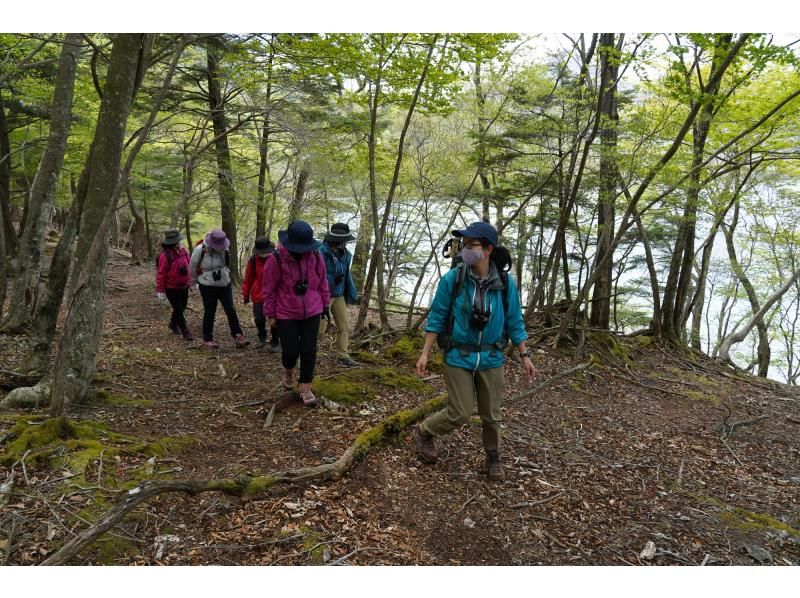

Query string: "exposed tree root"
[1, 381, 51, 409]
[0, 369, 40, 390]
[41, 394, 446, 565]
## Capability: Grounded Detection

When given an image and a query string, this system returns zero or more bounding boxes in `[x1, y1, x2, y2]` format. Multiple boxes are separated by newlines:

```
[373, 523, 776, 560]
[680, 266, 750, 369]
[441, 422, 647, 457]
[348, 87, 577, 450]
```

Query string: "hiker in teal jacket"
[319, 222, 360, 367]
[414, 222, 536, 481]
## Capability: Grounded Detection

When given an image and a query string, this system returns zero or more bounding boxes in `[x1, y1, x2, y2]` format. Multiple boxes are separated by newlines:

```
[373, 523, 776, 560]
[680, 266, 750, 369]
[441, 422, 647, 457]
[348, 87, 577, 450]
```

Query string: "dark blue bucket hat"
[278, 220, 322, 253]
[452, 221, 499, 247]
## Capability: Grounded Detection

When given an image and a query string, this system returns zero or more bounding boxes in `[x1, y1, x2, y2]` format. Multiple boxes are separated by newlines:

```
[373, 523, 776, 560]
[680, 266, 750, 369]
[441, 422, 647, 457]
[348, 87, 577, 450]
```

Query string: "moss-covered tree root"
[42, 394, 446, 566]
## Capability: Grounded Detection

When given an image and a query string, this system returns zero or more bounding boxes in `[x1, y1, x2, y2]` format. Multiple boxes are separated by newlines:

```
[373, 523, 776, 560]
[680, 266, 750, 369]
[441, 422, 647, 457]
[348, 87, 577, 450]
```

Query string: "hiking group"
[155, 219, 536, 481]
[155, 220, 361, 406]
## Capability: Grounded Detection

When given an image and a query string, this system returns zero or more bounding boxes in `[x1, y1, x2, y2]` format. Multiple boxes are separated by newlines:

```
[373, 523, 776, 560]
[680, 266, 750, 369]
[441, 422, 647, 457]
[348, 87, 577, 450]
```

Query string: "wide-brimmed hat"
[161, 227, 184, 246]
[452, 221, 499, 247]
[204, 229, 230, 251]
[254, 236, 275, 257]
[324, 222, 355, 243]
[278, 220, 321, 253]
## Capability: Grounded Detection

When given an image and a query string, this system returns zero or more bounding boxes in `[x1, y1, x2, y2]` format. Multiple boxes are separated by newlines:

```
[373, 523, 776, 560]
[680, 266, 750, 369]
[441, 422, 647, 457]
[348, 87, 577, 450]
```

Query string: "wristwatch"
[519, 351, 532, 359]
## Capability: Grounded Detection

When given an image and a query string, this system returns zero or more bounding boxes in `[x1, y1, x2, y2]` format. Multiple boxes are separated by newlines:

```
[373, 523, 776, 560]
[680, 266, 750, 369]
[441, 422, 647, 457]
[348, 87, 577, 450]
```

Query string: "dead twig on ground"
[719, 437, 744, 466]
[509, 360, 592, 402]
[510, 492, 564, 509]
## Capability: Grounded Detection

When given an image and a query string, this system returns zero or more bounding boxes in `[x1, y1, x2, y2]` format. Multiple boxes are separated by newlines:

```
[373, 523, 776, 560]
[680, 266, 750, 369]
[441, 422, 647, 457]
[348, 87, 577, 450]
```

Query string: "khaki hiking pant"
[420, 363, 505, 452]
[319, 295, 350, 358]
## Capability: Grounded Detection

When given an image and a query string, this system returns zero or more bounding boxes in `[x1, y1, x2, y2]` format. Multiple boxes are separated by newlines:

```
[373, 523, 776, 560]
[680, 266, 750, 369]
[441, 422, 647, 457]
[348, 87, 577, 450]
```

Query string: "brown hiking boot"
[412, 425, 438, 464]
[485, 449, 505, 481]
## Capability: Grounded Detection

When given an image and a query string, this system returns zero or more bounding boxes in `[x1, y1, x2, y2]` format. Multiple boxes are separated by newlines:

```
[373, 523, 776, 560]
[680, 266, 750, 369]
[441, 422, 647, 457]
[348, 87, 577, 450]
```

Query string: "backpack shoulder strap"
[445, 262, 467, 329]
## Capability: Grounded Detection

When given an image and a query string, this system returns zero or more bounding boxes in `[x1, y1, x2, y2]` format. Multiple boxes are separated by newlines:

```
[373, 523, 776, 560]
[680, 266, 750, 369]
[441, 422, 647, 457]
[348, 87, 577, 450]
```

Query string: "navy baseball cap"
[452, 221, 499, 247]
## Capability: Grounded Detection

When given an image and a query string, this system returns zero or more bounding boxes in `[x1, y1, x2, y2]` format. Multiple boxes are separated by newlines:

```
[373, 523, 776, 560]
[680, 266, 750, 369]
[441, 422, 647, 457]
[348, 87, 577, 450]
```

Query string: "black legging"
[165, 288, 189, 331]
[253, 302, 279, 345]
[199, 283, 243, 341]
[277, 315, 321, 383]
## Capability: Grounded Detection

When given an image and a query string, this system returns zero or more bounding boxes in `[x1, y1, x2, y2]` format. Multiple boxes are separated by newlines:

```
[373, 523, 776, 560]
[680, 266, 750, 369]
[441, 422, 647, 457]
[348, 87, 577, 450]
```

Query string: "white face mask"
[460, 246, 485, 266]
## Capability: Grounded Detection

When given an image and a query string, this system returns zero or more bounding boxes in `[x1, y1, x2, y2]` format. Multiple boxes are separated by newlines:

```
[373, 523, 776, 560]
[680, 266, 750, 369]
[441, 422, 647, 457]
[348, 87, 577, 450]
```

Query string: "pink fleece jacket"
[261, 245, 330, 320]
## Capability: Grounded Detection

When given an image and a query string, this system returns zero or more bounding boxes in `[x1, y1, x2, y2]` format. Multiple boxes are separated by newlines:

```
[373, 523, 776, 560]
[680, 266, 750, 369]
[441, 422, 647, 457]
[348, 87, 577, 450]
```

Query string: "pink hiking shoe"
[299, 382, 317, 407]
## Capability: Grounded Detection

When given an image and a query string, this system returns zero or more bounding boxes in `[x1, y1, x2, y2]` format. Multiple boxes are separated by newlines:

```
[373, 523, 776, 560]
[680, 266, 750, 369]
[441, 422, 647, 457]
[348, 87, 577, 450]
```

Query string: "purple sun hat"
[204, 229, 230, 251]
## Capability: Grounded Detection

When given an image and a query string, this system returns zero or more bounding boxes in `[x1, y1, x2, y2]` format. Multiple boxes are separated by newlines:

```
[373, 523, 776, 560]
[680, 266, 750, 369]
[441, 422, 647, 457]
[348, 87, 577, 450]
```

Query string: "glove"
[156, 292, 166, 301]
[322, 306, 330, 321]
[243, 296, 250, 305]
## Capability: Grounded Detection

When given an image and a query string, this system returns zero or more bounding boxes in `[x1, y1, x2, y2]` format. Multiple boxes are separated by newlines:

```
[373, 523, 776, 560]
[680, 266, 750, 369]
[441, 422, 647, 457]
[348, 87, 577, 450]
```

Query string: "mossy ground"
[696, 495, 800, 537]
[314, 366, 434, 404]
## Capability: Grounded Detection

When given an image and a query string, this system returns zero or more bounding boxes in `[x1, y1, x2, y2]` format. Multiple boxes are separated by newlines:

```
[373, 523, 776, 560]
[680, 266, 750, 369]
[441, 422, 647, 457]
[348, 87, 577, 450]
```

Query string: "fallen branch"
[510, 492, 564, 509]
[508, 360, 592, 402]
[41, 394, 446, 565]
[719, 437, 744, 466]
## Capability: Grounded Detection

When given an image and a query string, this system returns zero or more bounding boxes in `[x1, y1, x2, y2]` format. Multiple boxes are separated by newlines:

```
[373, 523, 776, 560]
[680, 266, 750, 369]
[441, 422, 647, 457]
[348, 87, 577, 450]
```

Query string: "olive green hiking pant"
[319, 295, 350, 358]
[420, 363, 505, 452]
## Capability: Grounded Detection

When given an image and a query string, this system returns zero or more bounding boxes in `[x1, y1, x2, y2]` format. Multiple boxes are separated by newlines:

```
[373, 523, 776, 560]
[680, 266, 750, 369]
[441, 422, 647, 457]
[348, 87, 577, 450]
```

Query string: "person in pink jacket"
[155, 227, 193, 341]
[261, 220, 330, 406]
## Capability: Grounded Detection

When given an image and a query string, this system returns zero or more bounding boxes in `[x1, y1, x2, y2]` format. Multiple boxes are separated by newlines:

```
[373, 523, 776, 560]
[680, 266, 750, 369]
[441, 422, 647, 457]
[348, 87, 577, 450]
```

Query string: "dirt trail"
[1, 256, 799, 565]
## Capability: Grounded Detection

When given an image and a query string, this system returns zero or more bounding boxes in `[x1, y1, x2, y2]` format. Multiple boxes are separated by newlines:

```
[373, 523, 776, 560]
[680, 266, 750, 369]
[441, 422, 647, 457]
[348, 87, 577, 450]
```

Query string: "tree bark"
[2, 34, 83, 332]
[48, 34, 148, 415]
[0, 90, 17, 257]
[25, 150, 93, 375]
[255, 38, 275, 238]
[125, 184, 148, 265]
[206, 37, 240, 285]
[720, 201, 771, 376]
[288, 164, 309, 222]
[589, 33, 621, 330]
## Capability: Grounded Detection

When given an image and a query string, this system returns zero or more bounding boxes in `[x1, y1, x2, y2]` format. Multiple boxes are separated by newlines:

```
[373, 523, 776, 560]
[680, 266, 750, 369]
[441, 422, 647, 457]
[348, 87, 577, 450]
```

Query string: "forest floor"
[1, 252, 799, 566]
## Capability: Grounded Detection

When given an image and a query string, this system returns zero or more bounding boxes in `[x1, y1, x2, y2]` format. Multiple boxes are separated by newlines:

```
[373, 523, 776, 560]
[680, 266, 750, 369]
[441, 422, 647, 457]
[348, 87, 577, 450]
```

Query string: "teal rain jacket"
[425, 265, 528, 371]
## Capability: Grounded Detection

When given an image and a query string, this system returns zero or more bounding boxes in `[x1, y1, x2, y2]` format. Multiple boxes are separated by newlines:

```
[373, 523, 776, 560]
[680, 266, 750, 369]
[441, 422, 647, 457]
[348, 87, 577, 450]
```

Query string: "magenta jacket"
[261, 245, 330, 320]
[155, 246, 191, 293]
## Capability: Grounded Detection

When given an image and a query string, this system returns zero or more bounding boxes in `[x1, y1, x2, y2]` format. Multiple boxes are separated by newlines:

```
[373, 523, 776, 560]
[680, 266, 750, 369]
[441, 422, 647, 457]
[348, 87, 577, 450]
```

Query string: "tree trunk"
[25, 150, 93, 375]
[660, 34, 733, 344]
[589, 33, 620, 330]
[288, 165, 309, 222]
[206, 38, 240, 284]
[721, 202, 771, 376]
[553, 34, 750, 347]
[350, 188, 372, 295]
[0, 170, 6, 315]
[48, 34, 147, 415]
[0, 90, 17, 257]
[474, 56, 492, 223]
[255, 39, 275, 238]
[356, 35, 438, 332]
[717, 266, 800, 367]
[126, 184, 148, 265]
